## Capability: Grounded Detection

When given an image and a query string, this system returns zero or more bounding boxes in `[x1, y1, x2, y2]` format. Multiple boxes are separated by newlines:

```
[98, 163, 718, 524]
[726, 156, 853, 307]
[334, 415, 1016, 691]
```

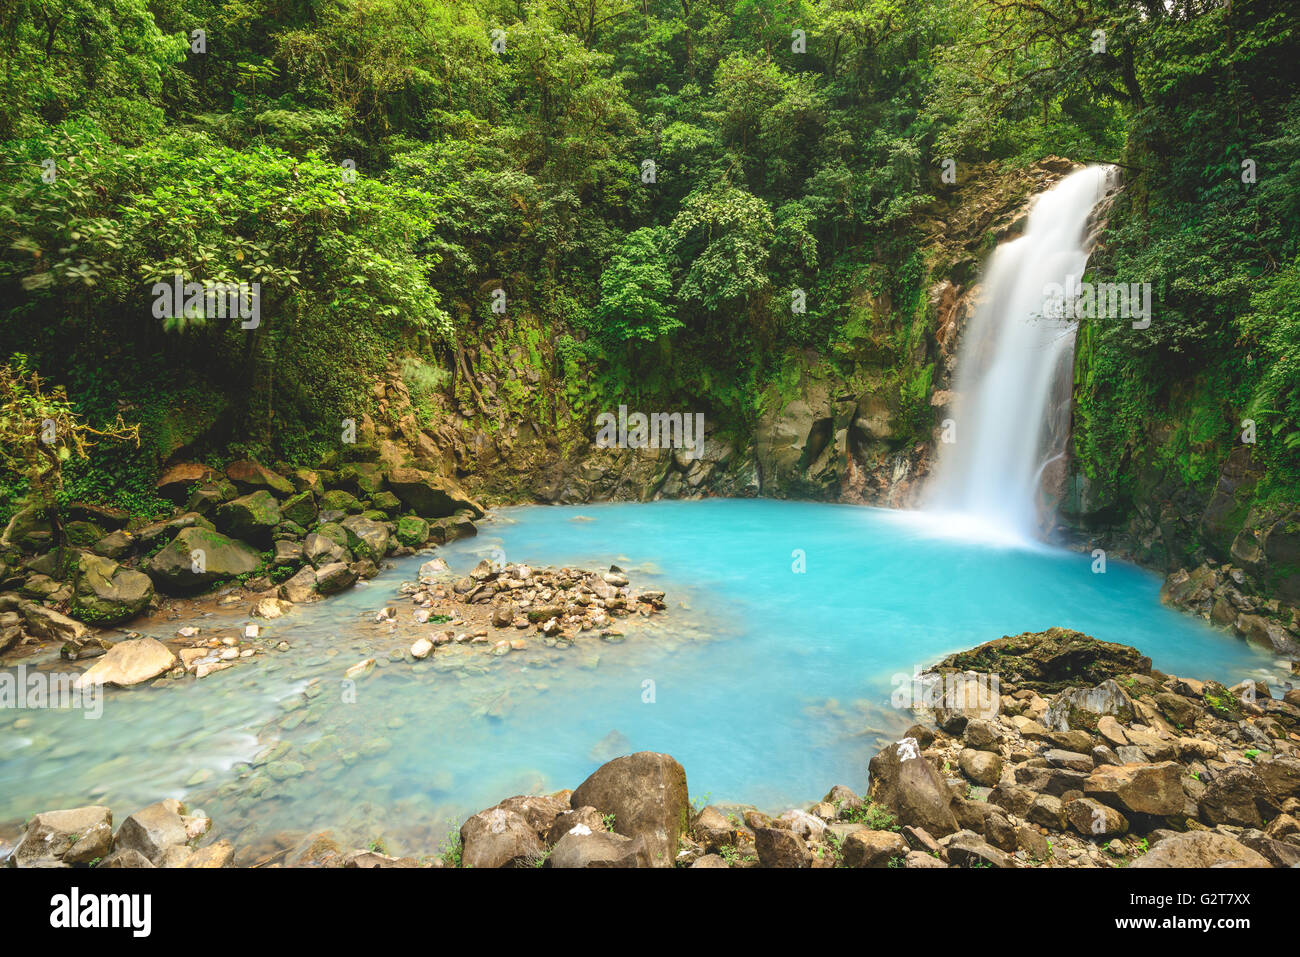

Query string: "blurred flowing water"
[0, 500, 1285, 858]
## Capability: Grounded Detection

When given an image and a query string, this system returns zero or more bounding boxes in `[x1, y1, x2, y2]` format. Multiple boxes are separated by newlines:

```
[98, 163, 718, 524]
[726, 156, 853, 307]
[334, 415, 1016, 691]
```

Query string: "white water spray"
[925, 165, 1116, 545]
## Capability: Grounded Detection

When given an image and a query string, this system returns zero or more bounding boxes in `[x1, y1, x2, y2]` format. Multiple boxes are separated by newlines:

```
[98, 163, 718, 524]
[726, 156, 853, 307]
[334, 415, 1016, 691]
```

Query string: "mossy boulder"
[395, 516, 430, 547]
[933, 627, 1151, 694]
[319, 489, 363, 514]
[214, 490, 282, 548]
[226, 460, 295, 496]
[280, 491, 318, 528]
[370, 491, 402, 516]
[71, 553, 155, 625]
[64, 520, 105, 548]
[144, 527, 260, 592]
[340, 516, 390, 562]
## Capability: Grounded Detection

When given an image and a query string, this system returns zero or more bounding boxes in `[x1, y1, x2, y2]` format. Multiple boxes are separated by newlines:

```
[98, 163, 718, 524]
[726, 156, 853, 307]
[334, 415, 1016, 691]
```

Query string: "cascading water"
[925, 165, 1117, 545]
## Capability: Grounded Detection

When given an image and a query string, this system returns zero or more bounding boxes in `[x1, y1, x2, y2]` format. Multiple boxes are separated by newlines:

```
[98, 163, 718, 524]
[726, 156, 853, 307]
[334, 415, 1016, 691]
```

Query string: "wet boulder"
[395, 516, 430, 547]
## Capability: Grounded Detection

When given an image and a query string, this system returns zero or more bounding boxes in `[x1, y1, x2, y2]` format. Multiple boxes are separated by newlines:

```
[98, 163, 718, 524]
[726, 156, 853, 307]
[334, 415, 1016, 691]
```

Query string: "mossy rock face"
[290, 468, 324, 496]
[280, 491, 318, 528]
[395, 516, 430, 548]
[370, 491, 402, 516]
[71, 553, 154, 625]
[933, 627, 1152, 694]
[214, 490, 283, 548]
[144, 526, 260, 592]
[319, 489, 363, 514]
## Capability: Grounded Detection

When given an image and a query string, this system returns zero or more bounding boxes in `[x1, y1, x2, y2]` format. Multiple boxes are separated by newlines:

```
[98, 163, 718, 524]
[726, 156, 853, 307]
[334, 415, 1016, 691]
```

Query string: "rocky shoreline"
[8, 627, 1298, 868]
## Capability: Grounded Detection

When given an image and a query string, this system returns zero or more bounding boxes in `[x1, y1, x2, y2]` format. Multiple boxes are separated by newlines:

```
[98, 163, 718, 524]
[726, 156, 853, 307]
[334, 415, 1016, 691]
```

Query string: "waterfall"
[925, 165, 1116, 545]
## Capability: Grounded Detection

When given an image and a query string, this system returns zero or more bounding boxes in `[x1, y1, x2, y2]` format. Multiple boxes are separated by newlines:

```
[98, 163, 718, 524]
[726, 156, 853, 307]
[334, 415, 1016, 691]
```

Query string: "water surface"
[0, 500, 1283, 857]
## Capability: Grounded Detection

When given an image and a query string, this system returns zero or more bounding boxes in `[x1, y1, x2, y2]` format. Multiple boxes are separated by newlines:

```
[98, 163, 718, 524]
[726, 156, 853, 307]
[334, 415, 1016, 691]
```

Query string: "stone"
[690, 854, 729, 868]
[144, 527, 260, 591]
[91, 529, 135, 560]
[692, 806, 737, 851]
[959, 748, 1004, 787]
[97, 848, 155, 868]
[1043, 679, 1135, 732]
[279, 491, 318, 528]
[841, 829, 908, 868]
[459, 806, 543, 868]
[340, 515, 391, 562]
[546, 830, 648, 868]
[74, 637, 176, 689]
[314, 561, 358, 596]
[1131, 831, 1269, 868]
[1083, 762, 1185, 816]
[1044, 749, 1094, 772]
[213, 490, 282, 547]
[569, 752, 690, 869]
[753, 826, 810, 868]
[944, 831, 1012, 868]
[410, 636, 433, 659]
[933, 628, 1151, 693]
[868, 738, 959, 836]
[155, 462, 218, 501]
[1199, 766, 1266, 827]
[225, 460, 294, 496]
[278, 565, 319, 603]
[1097, 715, 1130, 747]
[113, 799, 191, 865]
[386, 467, 485, 519]
[1063, 797, 1129, 838]
[304, 531, 350, 568]
[9, 805, 113, 867]
[546, 806, 606, 845]
[395, 515, 430, 548]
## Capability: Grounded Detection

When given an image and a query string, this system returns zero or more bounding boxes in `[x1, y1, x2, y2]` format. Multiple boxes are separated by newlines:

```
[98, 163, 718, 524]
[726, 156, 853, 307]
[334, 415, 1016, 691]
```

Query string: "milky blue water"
[0, 500, 1285, 858]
